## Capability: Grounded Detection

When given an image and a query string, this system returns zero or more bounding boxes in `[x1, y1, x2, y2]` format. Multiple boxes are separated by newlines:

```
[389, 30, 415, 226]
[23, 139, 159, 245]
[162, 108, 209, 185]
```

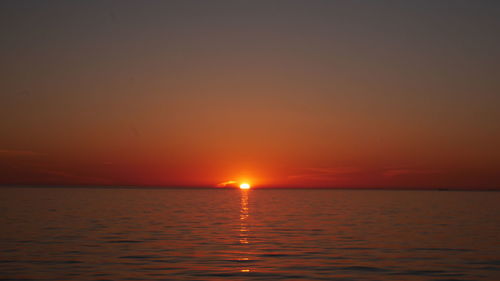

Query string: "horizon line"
[1, 184, 498, 192]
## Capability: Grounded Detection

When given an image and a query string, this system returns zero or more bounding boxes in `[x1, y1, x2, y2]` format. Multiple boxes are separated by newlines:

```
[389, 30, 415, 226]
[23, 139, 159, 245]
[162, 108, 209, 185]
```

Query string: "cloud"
[383, 169, 440, 178]
[287, 167, 442, 183]
[216, 180, 237, 187]
[0, 149, 44, 157]
[38, 169, 114, 184]
[287, 167, 360, 182]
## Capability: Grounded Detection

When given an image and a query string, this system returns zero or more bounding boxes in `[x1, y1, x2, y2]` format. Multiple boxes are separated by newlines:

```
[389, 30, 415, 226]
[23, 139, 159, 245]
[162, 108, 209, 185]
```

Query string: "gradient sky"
[1, 0, 499, 188]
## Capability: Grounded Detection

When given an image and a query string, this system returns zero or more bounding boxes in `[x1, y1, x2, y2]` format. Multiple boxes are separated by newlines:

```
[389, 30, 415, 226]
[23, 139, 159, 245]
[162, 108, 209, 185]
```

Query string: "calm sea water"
[1, 188, 499, 281]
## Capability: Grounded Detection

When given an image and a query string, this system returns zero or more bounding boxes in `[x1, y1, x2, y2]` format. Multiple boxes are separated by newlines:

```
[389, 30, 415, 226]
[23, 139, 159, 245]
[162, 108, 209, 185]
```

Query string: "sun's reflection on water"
[239, 189, 251, 272]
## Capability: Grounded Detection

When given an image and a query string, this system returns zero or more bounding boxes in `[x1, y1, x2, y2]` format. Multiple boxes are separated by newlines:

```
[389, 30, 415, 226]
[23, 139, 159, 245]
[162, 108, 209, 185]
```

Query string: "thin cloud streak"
[287, 167, 360, 182]
[37, 169, 114, 185]
[216, 180, 237, 187]
[383, 169, 441, 178]
[0, 149, 44, 157]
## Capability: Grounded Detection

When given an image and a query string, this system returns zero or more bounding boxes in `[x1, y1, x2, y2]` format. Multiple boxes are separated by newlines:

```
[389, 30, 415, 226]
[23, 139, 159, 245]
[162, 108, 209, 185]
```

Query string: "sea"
[1, 187, 499, 280]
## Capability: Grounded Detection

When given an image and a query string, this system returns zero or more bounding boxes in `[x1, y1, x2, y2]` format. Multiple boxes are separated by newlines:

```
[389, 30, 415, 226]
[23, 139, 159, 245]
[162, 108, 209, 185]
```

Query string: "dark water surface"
[1, 188, 499, 280]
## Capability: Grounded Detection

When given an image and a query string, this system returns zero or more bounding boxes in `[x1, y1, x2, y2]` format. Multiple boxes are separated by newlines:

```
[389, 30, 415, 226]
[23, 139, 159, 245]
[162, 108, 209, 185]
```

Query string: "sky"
[1, 0, 499, 189]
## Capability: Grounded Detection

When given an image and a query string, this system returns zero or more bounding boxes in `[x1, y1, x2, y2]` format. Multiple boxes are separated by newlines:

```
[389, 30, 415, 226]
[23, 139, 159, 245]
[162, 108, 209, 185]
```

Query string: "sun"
[239, 183, 251, 189]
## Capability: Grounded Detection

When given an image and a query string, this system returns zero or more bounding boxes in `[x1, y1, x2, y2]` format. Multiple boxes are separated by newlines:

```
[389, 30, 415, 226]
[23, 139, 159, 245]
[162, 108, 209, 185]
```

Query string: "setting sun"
[239, 183, 251, 189]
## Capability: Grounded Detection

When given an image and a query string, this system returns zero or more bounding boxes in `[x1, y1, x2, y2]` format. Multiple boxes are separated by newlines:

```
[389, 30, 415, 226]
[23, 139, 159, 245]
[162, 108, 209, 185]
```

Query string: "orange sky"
[1, 1, 499, 189]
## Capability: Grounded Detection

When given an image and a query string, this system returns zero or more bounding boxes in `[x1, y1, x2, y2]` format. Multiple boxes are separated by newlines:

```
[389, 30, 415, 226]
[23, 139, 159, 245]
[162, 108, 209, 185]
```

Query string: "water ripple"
[1, 188, 499, 280]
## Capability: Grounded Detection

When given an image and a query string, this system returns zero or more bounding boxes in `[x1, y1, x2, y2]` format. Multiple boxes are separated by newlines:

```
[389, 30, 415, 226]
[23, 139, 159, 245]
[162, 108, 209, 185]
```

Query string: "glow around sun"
[239, 183, 251, 189]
